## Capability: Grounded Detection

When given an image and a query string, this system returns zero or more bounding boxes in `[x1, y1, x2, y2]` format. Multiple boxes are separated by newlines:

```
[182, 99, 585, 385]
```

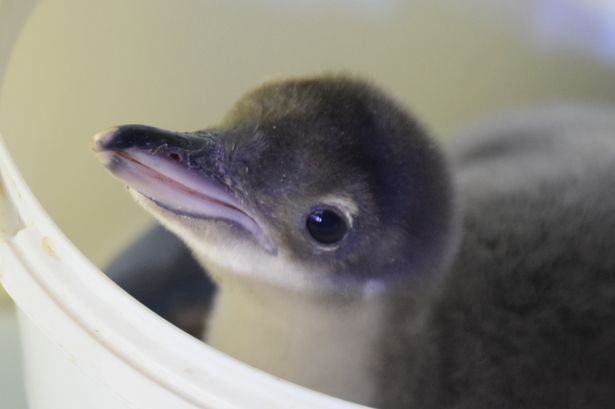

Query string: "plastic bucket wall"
[0, 2, 369, 408]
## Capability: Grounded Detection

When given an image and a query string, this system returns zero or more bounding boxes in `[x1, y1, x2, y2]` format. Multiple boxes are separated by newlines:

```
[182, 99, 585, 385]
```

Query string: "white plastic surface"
[0, 1, 369, 408]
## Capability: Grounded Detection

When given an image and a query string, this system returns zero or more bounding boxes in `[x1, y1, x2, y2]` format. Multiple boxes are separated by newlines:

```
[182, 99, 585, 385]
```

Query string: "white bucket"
[0, 2, 369, 408]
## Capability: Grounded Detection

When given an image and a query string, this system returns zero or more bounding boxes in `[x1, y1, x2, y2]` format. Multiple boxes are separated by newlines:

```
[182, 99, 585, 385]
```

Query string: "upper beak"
[93, 125, 275, 253]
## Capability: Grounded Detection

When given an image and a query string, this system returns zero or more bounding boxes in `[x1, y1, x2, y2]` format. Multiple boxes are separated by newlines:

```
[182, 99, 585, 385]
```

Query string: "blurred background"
[1, 0, 615, 407]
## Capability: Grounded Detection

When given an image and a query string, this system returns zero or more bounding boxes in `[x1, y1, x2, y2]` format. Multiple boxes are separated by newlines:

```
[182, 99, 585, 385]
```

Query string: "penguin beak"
[93, 125, 275, 252]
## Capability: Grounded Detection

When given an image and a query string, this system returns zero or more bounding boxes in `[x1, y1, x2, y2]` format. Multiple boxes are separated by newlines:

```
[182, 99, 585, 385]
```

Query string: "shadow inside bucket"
[105, 224, 217, 338]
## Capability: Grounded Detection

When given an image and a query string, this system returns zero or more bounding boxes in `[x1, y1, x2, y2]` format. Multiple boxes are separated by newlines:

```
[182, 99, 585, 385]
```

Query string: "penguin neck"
[201, 264, 387, 406]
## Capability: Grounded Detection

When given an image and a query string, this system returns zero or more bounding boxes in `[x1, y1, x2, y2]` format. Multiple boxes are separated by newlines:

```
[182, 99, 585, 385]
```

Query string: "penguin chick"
[375, 105, 615, 409]
[94, 75, 460, 405]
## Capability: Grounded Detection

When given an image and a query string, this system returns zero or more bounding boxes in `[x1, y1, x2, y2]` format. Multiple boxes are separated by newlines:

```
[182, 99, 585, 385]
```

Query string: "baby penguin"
[95, 76, 615, 408]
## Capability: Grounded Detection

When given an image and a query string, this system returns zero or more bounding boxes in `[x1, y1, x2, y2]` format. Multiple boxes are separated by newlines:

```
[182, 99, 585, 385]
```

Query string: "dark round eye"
[306, 209, 348, 245]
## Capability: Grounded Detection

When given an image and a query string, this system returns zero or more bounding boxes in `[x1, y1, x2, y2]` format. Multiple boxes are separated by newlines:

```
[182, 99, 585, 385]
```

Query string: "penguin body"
[377, 105, 615, 408]
[96, 76, 458, 405]
[96, 78, 615, 408]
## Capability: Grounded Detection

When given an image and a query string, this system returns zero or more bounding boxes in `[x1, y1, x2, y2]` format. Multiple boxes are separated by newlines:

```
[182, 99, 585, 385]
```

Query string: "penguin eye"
[306, 209, 348, 245]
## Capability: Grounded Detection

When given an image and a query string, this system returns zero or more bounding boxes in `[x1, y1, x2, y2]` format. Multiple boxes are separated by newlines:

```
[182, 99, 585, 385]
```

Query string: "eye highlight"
[306, 209, 348, 245]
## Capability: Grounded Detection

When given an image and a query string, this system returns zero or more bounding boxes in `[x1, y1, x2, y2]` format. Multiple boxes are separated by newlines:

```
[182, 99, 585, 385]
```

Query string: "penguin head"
[95, 76, 460, 297]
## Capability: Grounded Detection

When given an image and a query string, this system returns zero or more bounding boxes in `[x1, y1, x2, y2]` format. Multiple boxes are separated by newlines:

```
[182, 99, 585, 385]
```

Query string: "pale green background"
[1, 1, 615, 408]
[2, 0, 615, 278]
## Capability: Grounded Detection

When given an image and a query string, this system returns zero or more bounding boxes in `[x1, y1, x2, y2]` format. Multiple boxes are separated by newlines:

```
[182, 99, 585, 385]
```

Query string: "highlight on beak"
[93, 127, 118, 149]
[93, 126, 275, 253]
[93, 128, 120, 166]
